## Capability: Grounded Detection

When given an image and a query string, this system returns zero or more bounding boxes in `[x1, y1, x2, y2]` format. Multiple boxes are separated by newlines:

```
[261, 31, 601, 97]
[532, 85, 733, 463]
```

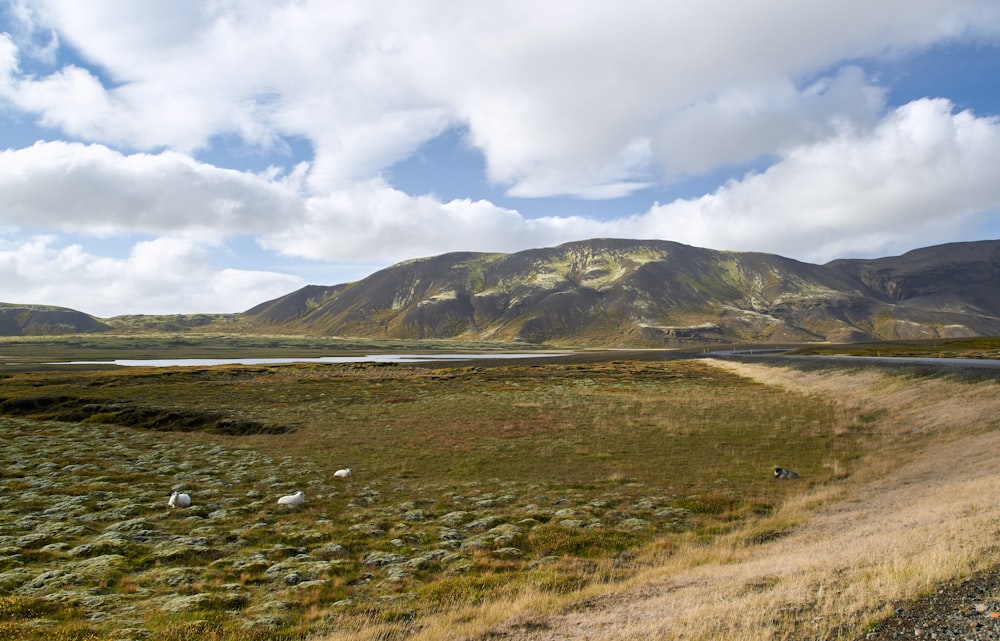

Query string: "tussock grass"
[1, 342, 997, 640]
[434, 360, 1000, 641]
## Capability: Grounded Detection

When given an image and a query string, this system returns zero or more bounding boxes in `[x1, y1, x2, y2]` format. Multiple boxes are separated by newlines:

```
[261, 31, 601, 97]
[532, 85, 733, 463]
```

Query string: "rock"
[19, 568, 86, 594]
[151, 541, 210, 562]
[142, 566, 202, 588]
[617, 517, 649, 531]
[68, 535, 137, 558]
[70, 554, 130, 579]
[401, 509, 431, 522]
[161, 593, 214, 613]
[465, 516, 503, 531]
[104, 518, 160, 541]
[487, 523, 523, 547]
[460, 536, 491, 552]
[347, 522, 386, 538]
[361, 552, 408, 568]
[314, 543, 348, 560]
[438, 511, 471, 526]
[438, 527, 462, 541]
[557, 519, 586, 529]
[0, 568, 33, 592]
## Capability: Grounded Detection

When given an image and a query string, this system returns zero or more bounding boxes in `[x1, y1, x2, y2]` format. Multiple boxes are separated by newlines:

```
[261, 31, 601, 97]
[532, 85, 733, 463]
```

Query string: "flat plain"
[0, 335, 997, 640]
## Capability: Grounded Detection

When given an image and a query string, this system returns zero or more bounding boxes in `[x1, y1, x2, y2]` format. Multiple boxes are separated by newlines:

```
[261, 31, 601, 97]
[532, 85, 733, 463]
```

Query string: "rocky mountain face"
[4, 239, 998, 345]
[243, 239, 1000, 346]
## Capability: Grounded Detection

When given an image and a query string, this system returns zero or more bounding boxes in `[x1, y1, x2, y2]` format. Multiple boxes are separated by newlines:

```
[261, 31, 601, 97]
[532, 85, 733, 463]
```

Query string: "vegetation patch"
[0, 395, 290, 435]
[0, 336, 994, 640]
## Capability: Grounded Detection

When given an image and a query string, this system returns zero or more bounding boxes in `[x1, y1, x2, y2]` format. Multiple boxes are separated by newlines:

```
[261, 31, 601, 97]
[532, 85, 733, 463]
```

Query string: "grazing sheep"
[774, 467, 800, 480]
[277, 490, 306, 506]
[333, 468, 352, 478]
[168, 491, 191, 508]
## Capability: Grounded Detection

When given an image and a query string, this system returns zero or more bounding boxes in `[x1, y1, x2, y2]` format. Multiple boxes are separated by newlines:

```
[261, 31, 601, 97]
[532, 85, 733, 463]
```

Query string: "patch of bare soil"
[479, 363, 1000, 641]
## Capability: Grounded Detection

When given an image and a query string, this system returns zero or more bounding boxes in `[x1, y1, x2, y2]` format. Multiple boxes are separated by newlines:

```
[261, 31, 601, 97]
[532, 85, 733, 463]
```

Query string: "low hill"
[0, 303, 110, 335]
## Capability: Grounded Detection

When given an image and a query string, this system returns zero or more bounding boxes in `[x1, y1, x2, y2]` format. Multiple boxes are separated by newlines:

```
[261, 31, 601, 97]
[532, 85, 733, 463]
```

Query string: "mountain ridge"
[4, 239, 1000, 345]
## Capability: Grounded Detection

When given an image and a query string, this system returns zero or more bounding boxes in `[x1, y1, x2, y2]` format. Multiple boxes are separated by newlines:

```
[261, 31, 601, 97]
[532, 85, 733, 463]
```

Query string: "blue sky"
[1, 1, 999, 317]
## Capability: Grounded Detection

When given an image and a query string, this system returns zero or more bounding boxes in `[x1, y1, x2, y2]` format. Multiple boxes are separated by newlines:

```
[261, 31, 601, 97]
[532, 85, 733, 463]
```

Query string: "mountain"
[0, 303, 111, 336]
[242, 239, 1000, 346]
[4, 239, 999, 345]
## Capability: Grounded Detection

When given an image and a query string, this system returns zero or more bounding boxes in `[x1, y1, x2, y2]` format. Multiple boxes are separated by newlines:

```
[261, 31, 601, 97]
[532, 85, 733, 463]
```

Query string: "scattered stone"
[314, 543, 348, 559]
[161, 593, 214, 613]
[438, 510, 471, 526]
[617, 517, 649, 531]
[348, 522, 385, 538]
[401, 508, 431, 522]
[465, 515, 503, 531]
[362, 552, 408, 568]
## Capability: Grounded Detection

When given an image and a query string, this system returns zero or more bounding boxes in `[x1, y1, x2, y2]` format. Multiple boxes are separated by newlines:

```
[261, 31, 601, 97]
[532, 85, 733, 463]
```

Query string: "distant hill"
[4, 239, 1000, 345]
[0, 304, 110, 336]
[243, 238, 1000, 346]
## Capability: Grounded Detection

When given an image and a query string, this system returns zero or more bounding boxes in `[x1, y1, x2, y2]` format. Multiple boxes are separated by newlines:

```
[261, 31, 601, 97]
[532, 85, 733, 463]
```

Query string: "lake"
[49, 353, 570, 367]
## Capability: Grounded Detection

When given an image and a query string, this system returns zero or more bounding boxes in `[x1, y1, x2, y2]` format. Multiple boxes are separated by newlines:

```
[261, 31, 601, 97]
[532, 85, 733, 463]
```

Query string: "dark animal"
[774, 467, 800, 480]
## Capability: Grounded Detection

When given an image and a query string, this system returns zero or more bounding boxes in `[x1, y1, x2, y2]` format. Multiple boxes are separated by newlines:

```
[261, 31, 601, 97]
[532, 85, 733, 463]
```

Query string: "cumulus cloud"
[653, 66, 887, 179]
[5, 1, 999, 196]
[630, 99, 1000, 262]
[0, 141, 306, 238]
[263, 98, 1000, 265]
[261, 179, 615, 263]
[0, 235, 304, 316]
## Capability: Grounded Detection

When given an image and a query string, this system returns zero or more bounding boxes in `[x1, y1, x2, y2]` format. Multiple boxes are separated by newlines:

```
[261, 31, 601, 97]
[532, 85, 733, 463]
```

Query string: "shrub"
[0, 596, 61, 620]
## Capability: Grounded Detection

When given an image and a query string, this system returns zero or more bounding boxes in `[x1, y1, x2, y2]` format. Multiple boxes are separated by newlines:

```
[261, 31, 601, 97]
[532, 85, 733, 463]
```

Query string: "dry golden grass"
[332, 361, 1000, 641]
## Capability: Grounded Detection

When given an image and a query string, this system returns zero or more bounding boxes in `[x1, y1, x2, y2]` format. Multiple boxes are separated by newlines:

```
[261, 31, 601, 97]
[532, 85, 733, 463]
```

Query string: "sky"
[1, 1, 999, 317]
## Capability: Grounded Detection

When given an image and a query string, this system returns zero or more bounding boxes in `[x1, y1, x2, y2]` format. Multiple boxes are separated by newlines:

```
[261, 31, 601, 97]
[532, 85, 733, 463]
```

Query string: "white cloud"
[0, 235, 303, 316]
[4, 1, 999, 197]
[653, 66, 887, 179]
[3, 0, 59, 64]
[630, 98, 1000, 262]
[263, 179, 612, 262]
[0, 141, 306, 239]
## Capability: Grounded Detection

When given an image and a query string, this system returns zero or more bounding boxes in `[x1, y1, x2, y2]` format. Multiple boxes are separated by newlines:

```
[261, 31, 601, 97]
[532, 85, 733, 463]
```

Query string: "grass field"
[0, 335, 997, 640]
[790, 335, 1000, 360]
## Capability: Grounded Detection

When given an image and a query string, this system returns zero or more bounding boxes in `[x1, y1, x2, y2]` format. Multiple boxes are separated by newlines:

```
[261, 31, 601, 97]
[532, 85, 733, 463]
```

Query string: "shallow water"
[49, 352, 569, 367]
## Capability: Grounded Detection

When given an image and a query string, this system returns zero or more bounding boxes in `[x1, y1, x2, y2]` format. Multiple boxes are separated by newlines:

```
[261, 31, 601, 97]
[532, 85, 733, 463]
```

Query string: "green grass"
[0, 335, 966, 639]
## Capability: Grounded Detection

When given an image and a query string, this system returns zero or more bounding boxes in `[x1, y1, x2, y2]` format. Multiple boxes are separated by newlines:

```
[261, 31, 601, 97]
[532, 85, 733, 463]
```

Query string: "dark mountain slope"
[243, 284, 349, 325]
[6, 239, 998, 345]
[246, 239, 1000, 345]
[827, 241, 1000, 316]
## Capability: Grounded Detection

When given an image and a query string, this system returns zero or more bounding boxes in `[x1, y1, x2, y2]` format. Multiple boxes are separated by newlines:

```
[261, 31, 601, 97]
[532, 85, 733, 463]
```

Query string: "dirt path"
[485, 363, 1000, 641]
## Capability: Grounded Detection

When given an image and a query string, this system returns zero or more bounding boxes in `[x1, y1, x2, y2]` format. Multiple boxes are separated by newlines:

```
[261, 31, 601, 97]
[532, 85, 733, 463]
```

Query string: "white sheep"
[277, 490, 306, 506]
[333, 468, 352, 478]
[168, 491, 191, 508]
